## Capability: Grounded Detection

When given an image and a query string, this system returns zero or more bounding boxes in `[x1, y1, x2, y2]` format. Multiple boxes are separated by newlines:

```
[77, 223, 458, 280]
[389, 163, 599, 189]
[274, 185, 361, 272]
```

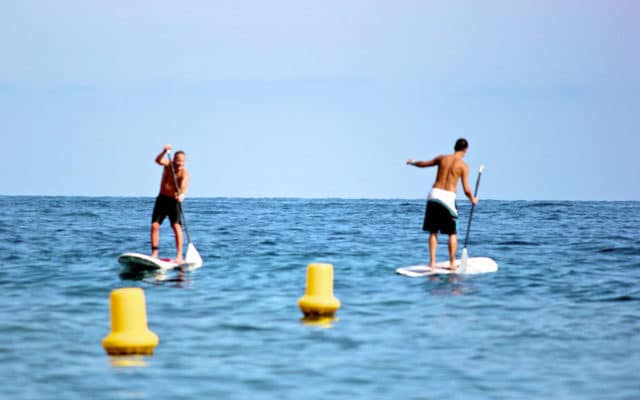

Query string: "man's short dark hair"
[454, 138, 468, 152]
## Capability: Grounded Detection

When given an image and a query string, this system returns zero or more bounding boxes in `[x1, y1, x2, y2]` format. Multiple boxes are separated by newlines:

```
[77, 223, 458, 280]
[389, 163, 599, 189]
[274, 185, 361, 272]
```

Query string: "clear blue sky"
[1, 0, 638, 200]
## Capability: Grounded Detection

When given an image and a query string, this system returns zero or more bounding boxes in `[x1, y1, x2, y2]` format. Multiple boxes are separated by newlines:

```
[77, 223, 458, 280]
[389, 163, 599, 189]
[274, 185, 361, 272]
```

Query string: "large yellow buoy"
[298, 263, 341, 318]
[102, 288, 159, 356]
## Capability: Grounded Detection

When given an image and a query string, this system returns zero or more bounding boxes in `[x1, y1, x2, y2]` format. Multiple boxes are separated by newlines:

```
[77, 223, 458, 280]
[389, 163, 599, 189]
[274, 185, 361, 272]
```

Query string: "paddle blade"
[185, 243, 203, 269]
[459, 248, 469, 273]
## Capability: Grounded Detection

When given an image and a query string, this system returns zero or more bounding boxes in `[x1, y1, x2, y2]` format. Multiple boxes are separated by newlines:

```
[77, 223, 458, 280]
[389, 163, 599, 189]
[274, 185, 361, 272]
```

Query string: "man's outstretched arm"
[406, 156, 440, 168]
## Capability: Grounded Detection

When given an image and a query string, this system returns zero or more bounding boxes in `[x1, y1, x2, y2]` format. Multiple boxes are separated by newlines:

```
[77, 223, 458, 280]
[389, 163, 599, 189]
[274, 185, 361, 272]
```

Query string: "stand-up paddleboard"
[118, 252, 198, 273]
[396, 257, 498, 277]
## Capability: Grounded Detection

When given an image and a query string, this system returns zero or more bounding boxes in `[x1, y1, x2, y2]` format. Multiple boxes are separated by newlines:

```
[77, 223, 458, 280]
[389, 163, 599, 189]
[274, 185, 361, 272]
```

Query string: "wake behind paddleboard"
[118, 252, 194, 273]
[396, 257, 498, 277]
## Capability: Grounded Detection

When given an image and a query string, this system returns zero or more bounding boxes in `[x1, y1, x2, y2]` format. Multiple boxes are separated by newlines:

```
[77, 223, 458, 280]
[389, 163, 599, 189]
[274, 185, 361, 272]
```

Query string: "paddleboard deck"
[118, 252, 195, 273]
[396, 257, 498, 277]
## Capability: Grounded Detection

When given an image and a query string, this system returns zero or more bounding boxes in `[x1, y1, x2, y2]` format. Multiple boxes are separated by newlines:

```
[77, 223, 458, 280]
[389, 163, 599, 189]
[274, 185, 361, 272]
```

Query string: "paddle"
[167, 151, 203, 268]
[459, 165, 484, 273]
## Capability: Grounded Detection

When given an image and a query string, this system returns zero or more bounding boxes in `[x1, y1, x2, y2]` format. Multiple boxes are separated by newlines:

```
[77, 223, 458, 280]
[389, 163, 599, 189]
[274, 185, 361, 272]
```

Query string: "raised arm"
[155, 144, 172, 166]
[406, 156, 440, 168]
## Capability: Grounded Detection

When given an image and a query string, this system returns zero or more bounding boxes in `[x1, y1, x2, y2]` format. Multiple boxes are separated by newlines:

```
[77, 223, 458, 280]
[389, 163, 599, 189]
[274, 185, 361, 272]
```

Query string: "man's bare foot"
[151, 251, 159, 258]
[175, 257, 184, 264]
[448, 263, 457, 270]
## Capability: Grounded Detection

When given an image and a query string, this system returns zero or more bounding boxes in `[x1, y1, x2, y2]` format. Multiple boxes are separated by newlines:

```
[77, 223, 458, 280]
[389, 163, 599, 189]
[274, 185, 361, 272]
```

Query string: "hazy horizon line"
[1, 194, 637, 202]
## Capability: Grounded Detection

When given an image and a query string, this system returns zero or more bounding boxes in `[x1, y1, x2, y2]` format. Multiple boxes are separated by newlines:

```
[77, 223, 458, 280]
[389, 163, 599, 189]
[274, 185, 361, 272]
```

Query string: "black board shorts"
[423, 200, 457, 234]
[151, 195, 182, 225]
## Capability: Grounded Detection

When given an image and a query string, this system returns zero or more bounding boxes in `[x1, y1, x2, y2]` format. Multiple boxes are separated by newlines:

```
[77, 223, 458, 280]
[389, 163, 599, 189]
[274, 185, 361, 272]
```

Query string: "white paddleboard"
[396, 257, 498, 277]
[118, 252, 194, 273]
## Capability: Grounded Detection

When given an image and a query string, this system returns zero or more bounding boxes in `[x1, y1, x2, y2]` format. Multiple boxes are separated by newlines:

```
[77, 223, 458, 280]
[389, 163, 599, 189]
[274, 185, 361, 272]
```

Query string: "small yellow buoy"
[102, 288, 159, 356]
[298, 263, 341, 318]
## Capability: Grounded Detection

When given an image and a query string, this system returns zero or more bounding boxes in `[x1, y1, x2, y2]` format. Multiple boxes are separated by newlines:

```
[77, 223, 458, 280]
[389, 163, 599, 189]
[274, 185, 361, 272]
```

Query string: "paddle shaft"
[462, 167, 483, 249]
[167, 152, 191, 244]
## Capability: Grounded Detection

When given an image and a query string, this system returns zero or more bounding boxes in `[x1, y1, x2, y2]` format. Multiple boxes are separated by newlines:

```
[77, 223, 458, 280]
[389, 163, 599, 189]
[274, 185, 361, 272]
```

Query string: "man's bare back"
[407, 152, 474, 201]
[431, 154, 470, 195]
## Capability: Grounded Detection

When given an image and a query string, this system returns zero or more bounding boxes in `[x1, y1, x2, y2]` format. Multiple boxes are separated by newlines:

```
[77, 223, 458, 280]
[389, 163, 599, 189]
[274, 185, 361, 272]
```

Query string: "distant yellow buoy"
[102, 288, 159, 356]
[298, 263, 341, 318]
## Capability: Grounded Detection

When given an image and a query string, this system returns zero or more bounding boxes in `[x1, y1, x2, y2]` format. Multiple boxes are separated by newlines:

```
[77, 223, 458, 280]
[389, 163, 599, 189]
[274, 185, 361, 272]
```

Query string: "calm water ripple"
[0, 197, 638, 399]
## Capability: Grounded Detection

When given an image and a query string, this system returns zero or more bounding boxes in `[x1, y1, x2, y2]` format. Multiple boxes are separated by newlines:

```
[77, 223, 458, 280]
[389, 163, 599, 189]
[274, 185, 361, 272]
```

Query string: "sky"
[1, 0, 638, 200]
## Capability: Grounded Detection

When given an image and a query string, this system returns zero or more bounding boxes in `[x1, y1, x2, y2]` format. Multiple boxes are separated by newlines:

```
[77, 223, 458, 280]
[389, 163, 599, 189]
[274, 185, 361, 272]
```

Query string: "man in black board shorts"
[407, 138, 478, 270]
[151, 144, 190, 263]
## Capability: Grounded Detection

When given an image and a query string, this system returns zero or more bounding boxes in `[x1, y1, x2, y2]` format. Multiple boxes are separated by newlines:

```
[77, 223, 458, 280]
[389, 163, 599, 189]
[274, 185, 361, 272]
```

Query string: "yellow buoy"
[102, 288, 159, 356]
[298, 263, 341, 318]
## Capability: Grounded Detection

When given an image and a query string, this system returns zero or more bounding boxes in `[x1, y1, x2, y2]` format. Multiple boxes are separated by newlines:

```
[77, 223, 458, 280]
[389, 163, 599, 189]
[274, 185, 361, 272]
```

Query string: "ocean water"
[0, 196, 638, 400]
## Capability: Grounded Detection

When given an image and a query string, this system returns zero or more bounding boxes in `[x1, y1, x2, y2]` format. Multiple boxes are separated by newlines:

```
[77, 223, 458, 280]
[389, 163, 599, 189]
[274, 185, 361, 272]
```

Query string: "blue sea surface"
[0, 197, 638, 399]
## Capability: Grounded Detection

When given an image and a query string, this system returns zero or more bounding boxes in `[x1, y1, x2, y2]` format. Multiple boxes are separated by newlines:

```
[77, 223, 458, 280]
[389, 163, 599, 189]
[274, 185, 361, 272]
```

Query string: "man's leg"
[429, 232, 438, 268]
[151, 222, 161, 257]
[172, 222, 184, 262]
[448, 234, 458, 269]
